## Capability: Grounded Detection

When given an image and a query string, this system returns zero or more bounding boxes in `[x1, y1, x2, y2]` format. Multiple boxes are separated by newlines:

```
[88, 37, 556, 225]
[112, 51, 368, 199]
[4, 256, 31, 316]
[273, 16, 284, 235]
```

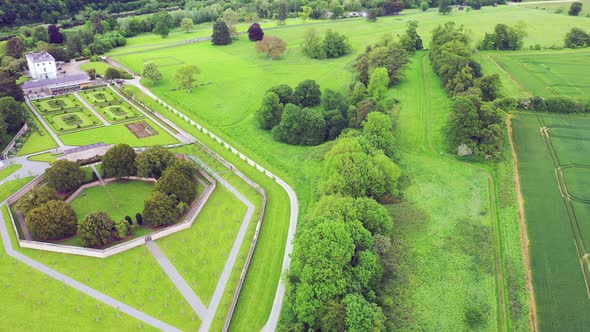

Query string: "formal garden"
[11, 144, 204, 249]
[96, 102, 142, 122]
[79, 88, 119, 104]
[44, 111, 101, 132]
[32, 95, 84, 113]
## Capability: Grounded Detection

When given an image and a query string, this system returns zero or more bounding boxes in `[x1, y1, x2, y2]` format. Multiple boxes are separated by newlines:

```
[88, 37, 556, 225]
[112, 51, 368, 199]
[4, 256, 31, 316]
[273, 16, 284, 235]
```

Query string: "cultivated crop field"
[479, 49, 590, 98]
[512, 112, 590, 330]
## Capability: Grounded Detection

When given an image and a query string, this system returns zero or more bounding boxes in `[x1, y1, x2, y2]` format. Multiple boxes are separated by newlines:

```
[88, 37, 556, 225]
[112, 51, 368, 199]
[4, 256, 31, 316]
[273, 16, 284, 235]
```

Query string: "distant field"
[480, 49, 590, 99]
[520, 0, 590, 15]
[512, 112, 590, 331]
[80, 62, 117, 76]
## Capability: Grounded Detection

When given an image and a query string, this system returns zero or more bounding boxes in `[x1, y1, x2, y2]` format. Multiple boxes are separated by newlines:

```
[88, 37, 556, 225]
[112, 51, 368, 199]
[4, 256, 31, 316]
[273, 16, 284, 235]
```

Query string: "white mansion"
[26, 52, 57, 80]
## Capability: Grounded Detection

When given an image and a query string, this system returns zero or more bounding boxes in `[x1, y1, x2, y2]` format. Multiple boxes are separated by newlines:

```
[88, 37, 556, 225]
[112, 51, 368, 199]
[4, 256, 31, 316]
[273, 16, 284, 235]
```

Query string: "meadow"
[520, 0, 590, 16]
[512, 112, 590, 330]
[478, 49, 590, 99]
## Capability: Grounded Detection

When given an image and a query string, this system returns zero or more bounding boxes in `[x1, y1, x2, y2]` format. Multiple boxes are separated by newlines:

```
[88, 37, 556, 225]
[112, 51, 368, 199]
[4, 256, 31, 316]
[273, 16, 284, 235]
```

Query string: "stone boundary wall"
[2, 123, 29, 159]
[6, 167, 216, 258]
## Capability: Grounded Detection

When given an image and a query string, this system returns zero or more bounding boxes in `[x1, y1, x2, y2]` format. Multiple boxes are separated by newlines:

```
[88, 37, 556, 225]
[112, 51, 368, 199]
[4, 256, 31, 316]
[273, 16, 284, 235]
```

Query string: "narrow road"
[74, 92, 111, 126]
[25, 99, 66, 148]
[146, 239, 209, 319]
[0, 206, 182, 332]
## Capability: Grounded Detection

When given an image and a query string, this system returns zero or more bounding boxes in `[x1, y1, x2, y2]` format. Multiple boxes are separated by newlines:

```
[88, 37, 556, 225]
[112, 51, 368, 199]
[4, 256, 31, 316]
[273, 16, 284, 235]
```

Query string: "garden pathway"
[73, 92, 111, 126]
[25, 99, 66, 148]
[0, 156, 49, 186]
[0, 206, 182, 332]
[124, 77, 300, 331]
[146, 239, 208, 319]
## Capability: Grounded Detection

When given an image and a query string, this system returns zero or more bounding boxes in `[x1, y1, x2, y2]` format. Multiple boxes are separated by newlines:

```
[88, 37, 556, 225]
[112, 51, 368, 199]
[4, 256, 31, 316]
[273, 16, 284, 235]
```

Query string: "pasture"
[480, 49, 590, 99]
[512, 112, 590, 331]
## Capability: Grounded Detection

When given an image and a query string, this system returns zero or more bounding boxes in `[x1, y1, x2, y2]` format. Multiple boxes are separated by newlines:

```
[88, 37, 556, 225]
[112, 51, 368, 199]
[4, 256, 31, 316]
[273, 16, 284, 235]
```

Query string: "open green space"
[17, 105, 59, 156]
[479, 49, 590, 99]
[80, 61, 118, 76]
[79, 88, 120, 104]
[59, 118, 178, 147]
[27, 152, 62, 164]
[520, 0, 590, 15]
[70, 180, 155, 222]
[157, 184, 248, 305]
[0, 164, 21, 181]
[32, 96, 83, 113]
[512, 112, 590, 331]
[97, 102, 143, 122]
[45, 111, 101, 132]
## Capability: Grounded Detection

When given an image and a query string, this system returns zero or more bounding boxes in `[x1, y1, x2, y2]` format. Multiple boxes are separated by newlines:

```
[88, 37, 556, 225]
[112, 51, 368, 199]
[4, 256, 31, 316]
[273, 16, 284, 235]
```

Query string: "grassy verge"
[0, 164, 22, 181]
[17, 105, 59, 156]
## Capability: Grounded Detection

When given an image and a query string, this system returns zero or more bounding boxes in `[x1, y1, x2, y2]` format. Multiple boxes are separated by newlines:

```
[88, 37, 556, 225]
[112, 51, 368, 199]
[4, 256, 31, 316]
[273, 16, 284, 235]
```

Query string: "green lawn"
[32, 96, 83, 113]
[520, 0, 590, 16]
[97, 102, 143, 122]
[0, 205, 151, 331]
[79, 88, 120, 105]
[80, 62, 118, 76]
[59, 118, 178, 147]
[512, 112, 590, 331]
[70, 180, 155, 222]
[157, 185, 248, 305]
[17, 105, 59, 156]
[45, 111, 101, 132]
[27, 152, 62, 164]
[0, 164, 21, 181]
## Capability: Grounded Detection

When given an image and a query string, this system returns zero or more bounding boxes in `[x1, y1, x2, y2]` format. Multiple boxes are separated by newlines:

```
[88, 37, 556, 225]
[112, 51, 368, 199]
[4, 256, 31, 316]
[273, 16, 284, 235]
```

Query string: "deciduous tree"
[256, 92, 284, 129]
[211, 20, 232, 45]
[78, 211, 115, 247]
[104, 67, 121, 80]
[0, 96, 27, 132]
[363, 112, 395, 157]
[293, 80, 322, 107]
[102, 144, 137, 179]
[6, 37, 25, 59]
[255, 36, 287, 60]
[367, 67, 389, 100]
[300, 6, 313, 21]
[439, 0, 452, 15]
[156, 168, 196, 204]
[181, 18, 194, 32]
[272, 103, 327, 145]
[175, 64, 200, 92]
[248, 23, 264, 41]
[143, 191, 178, 227]
[142, 62, 163, 84]
[47, 25, 63, 44]
[26, 200, 77, 240]
[267, 84, 293, 105]
[569, 1, 583, 15]
[564, 27, 590, 48]
[45, 160, 85, 192]
[17, 186, 57, 215]
[136, 145, 175, 179]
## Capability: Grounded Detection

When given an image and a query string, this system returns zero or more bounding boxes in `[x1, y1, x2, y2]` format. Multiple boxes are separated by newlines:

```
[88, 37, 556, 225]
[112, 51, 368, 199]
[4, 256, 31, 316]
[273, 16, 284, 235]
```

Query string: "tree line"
[430, 22, 506, 160]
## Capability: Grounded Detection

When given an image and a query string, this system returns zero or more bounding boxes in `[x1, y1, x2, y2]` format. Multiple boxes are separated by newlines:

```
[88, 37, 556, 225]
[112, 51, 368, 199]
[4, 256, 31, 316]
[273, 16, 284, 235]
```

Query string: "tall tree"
[255, 36, 288, 60]
[153, 11, 173, 38]
[156, 168, 196, 204]
[300, 6, 313, 21]
[143, 191, 178, 227]
[136, 145, 175, 179]
[45, 160, 85, 192]
[256, 92, 284, 129]
[175, 65, 200, 92]
[180, 18, 194, 32]
[293, 80, 322, 107]
[0, 97, 27, 132]
[101, 144, 137, 179]
[78, 211, 115, 247]
[439, 0, 452, 15]
[142, 62, 163, 84]
[6, 37, 25, 59]
[248, 23, 264, 41]
[367, 67, 390, 100]
[17, 186, 57, 215]
[569, 2, 583, 15]
[211, 20, 232, 45]
[26, 200, 77, 240]
[47, 25, 63, 44]
[277, 1, 288, 24]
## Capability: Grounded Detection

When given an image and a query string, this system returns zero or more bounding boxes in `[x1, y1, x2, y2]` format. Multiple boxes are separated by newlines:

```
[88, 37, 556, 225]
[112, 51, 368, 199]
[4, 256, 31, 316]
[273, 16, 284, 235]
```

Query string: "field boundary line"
[486, 55, 531, 97]
[508, 115, 538, 331]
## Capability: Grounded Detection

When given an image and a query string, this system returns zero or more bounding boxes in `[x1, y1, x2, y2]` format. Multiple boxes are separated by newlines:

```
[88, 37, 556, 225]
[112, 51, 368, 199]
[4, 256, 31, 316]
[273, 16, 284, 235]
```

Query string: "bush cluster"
[303, 29, 351, 60]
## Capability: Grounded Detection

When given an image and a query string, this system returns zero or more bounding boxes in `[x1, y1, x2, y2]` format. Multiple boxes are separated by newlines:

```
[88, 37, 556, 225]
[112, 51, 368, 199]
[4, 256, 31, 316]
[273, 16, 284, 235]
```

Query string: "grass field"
[384, 53, 529, 331]
[512, 112, 590, 330]
[27, 152, 62, 164]
[157, 185, 248, 305]
[59, 118, 178, 147]
[44, 111, 101, 132]
[70, 180, 155, 222]
[80, 62, 118, 76]
[520, 0, 590, 15]
[0, 164, 21, 181]
[478, 49, 590, 99]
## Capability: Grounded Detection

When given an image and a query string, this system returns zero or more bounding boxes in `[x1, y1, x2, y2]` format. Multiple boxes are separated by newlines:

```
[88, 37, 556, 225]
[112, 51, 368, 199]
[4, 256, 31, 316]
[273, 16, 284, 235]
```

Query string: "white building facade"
[26, 52, 57, 80]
